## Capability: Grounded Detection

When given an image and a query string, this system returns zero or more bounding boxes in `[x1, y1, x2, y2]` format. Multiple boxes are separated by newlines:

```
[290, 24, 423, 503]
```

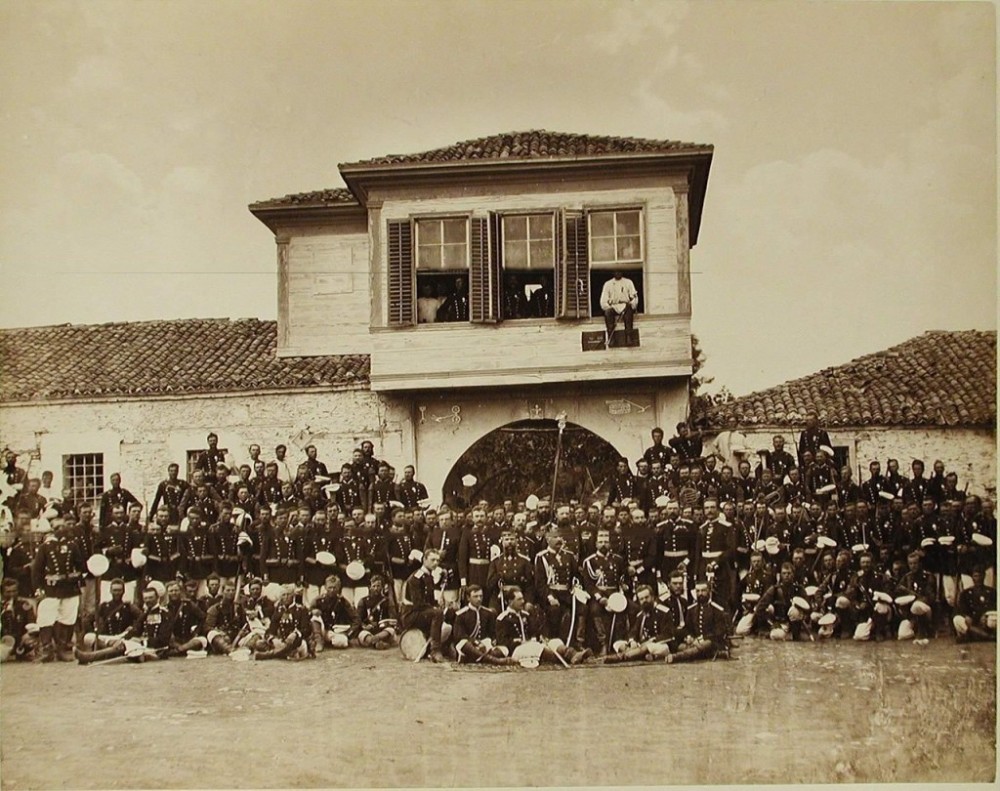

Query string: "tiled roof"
[705, 330, 997, 429]
[249, 188, 358, 211]
[0, 319, 369, 402]
[340, 130, 710, 167]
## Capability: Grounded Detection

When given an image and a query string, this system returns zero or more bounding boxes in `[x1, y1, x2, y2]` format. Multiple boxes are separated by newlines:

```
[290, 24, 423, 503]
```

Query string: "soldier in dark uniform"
[97, 473, 139, 529]
[486, 530, 534, 611]
[302, 511, 339, 607]
[607, 458, 635, 507]
[355, 574, 398, 649]
[796, 412, 831, 468]
[905, 460, 929, 506]
[847, 552, 892, 641]
[1, 577, 37, 662]
[256, 463, 284, 509]
[837, 466, 861, 505]
[263, 511, 304, 588]
[254, 584, 312, 660]
[197, 574, 223, 613]
[31, 515, 85, 662]
[311, 575, 361, 651]
[74, 586, 173, 664]
[459, 507, 493, 590]
[368, 463, 396, 512]
[667, 579, 729, 662]
[953, 567, 996, 642]
[895, 551, 937, 641]
[143, 507, 181, 586]
[94, 503, 141, 603]
[424, 508, 462, 606]
[302, 445, 328, 481]
[752, 563, 809, 641]
[861, 461, 885, 506]
[642, 427, 671, 469]
[668, 422, 703, 465]
[335, 464, 365, 514]
[400, 548, 446, 662]
[619, 507, 657, 595]
[397, 465, 429, 510]
[205, 580, 251, 654]
[533, 530, 588, 661]
[209, 503, 241, 585]
[178, 507, 215, 598]
[696, 500, 736, 610]
[581, 529, 629, 655]
[82, 576, 142, 652]
[604, 584, 676, 663]
[196, 433, 227, 477]
[451, 584, 512, 664]
[494, 586, 578, 666]
[162, 580, 207, 655]
[735, 460, 756, 503]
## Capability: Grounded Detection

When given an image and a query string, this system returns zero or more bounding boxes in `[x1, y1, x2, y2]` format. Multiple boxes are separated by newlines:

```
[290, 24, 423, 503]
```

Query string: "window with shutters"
[415, 217, 469, 324]
[501, 214, 555, 319]
[587, 208, 644, 317]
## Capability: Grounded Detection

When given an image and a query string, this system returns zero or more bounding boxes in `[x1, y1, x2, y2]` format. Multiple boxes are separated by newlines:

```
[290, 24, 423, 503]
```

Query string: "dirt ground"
[1, 638, 995, 788]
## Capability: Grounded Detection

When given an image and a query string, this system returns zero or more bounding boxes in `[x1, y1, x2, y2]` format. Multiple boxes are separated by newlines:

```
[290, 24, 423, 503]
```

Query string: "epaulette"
[655, 603, 670, 613]
[414, 567, 427, 578]
[456, 605, 470, 615]
[497, 609, 512, 621]
[686, 602, 698, 609]
[517, 553, 531, 561]
[711, 601, 725, 611]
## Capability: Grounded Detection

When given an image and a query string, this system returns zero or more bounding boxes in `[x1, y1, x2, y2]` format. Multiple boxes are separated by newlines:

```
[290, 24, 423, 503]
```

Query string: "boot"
[668, 644, 706, 664]
[75, 644, 126, 666]
[33, 627, 55, 663]
[569, 647, 593, 665]
[54, 623, 76, 662]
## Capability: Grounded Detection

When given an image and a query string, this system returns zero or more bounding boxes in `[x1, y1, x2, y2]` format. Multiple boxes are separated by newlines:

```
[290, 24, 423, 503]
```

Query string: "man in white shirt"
[599, 271, 639, 345]
[416, 283, 443, 324]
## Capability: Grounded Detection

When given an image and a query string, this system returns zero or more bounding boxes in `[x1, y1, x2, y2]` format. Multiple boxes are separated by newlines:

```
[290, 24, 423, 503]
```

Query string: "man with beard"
[604, 584, 676, 663]
[0, 577, 37, 662]
[178, 507, 215, 599]
[95, 503, 142, 604]
[895, 551, 937, 642]
[486, 529, 534, 611]
[205, 580, 253, 654]
[459, 507, 493, 591]
[254, 584, 312, 660]
[607, 458, 636, 507]
[356, 574, 398, 650]
[581, 528, 629, 655]
[494, 586, 579, 666]
[303, 511, 339, 607]
[396, 465, 429, 510]
[533, 529, 589, 662]
[667, 579, 730, 663]
[696, 500, 736, 610]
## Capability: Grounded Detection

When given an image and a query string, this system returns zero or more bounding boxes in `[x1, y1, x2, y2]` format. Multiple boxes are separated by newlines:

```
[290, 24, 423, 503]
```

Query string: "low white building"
[702, 330, 997, 498]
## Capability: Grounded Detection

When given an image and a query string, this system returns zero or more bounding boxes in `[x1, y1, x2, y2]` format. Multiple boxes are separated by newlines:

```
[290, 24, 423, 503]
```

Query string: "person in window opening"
[417, 283, 443, 324]
[528, 274, 553, 318]
[502, 273, 527, 319]
[599, 270, 638, 345]
[437, 277, 469, 323]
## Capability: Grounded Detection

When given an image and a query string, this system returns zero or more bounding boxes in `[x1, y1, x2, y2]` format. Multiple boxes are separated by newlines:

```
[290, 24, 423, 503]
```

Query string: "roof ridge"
[0, 317, 270, 334]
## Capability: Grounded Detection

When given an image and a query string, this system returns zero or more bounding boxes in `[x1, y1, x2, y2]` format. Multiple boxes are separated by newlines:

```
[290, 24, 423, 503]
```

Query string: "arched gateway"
[440, 420, 620, 508]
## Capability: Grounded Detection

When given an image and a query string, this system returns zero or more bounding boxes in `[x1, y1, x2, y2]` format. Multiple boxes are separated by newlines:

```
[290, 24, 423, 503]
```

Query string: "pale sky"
[1, 0, 995, 396]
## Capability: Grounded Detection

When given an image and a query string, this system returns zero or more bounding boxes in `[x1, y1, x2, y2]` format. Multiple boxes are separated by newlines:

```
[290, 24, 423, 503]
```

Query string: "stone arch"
[440, 419, 623, 507]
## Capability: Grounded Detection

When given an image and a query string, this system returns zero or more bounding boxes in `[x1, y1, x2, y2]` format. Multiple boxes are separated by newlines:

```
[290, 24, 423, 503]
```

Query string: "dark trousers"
[401, 606, 443, 648]
[604, 305, 634, 337]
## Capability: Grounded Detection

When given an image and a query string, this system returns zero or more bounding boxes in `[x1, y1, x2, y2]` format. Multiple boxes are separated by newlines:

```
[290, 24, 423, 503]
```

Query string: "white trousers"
[37, 596, 80, 628]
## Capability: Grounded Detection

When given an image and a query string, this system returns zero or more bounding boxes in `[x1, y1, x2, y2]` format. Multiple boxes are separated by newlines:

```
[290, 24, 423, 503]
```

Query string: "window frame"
[414, 215, 471, 272]
[62, 452, 105, 507]
[586, 206, 645, 269]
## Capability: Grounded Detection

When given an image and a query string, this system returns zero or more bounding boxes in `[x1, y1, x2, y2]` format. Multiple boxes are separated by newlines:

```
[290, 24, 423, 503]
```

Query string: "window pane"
[504, 216, 527, 241]
[442, 243, 467, 269]
[590, 212, 614, 237]
[528, 215, 552, 239]
[419, 220, 441, 244]
[442, 219, 466, 244]
[504, 241, 528, 269]
[530, 240, 553, 266]
[418, 246, 440, 269]
[617, 236, 640, 261]
[592, 237, 616, 263]
[616, 211, 640, 236]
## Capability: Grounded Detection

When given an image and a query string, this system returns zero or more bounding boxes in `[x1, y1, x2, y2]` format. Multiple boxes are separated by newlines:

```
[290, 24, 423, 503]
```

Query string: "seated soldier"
[751, 563, 809, 641]
[495, 585, 579, 666]
[0, 577, 37, 662]
[355, 574, 398, 650]
[205, 580, 255, 655]
[451, 584, 513, 665]
[254, 584, 312, 660]
[604, 584, 676, 663]
[310, 575, 361, 651]
[668, 579, 730, 663]
[895, 550, 937, 643]
[82, 577, 142, 652]
[400, 548, 446, 663]
[954, 567, 996, 643]
[74, 586, 173, 665]
[163, 580, 207, 656]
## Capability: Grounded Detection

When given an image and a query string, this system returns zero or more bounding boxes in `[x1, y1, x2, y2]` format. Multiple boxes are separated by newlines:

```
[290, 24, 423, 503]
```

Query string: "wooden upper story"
[250, 131, 713, 392]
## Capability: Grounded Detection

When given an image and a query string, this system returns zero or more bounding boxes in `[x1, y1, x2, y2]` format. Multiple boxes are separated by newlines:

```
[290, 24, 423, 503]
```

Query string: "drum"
[399, 628, 429, 661]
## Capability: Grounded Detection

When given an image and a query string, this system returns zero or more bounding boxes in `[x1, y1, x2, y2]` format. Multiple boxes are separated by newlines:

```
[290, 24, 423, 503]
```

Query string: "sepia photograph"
[0, 0, 996, 788]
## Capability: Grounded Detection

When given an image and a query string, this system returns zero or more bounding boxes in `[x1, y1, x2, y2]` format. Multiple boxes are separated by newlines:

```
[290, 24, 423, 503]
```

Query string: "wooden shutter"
[387, 219, 415, 326]
[557, 209, 589, 319]
[470, 216, 501, 323]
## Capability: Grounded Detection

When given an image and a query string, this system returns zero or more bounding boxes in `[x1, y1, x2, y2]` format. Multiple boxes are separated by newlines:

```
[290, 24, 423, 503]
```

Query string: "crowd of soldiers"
[1, 415, 996, 669]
